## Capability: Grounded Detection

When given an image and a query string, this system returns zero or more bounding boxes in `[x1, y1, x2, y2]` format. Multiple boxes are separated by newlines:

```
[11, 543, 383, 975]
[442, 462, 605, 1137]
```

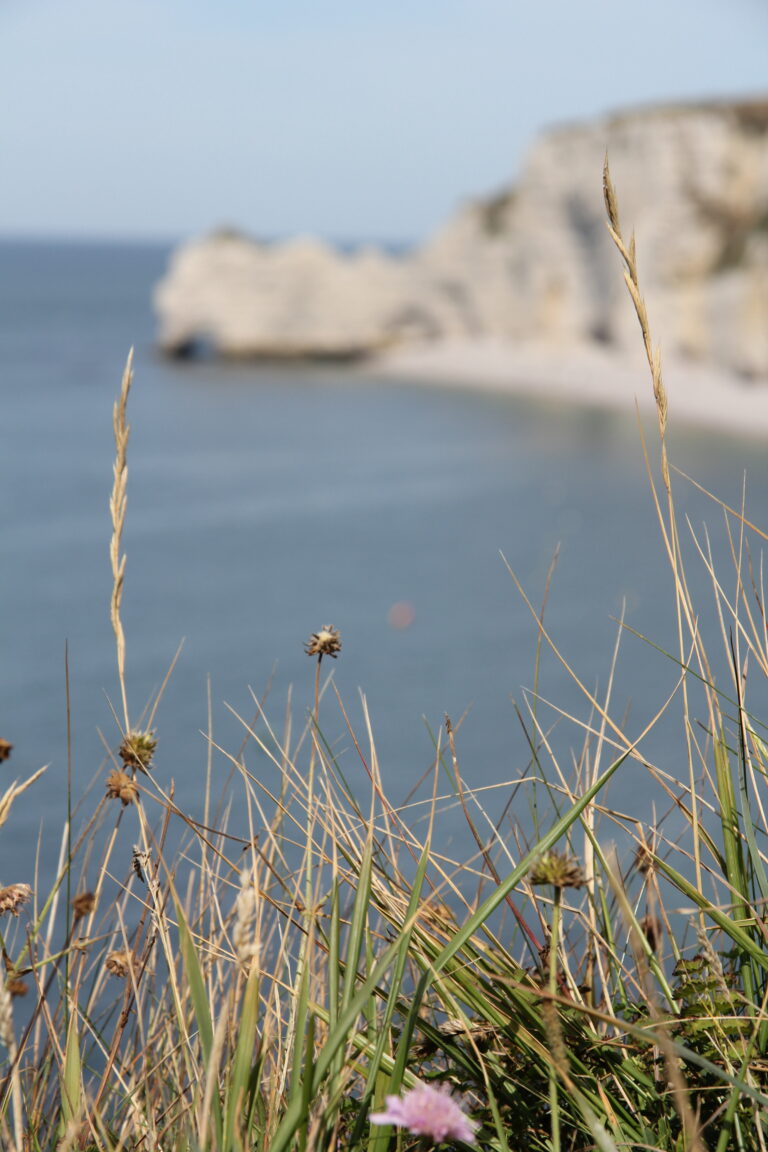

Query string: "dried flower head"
[106, 768, 139, 807]
[0, 884, 32, 916]
[529, 849, 585, 890]
[370, 1081, 477, 1145]
[105, 948, 136, 979]
[0, 740, 12, 763]
[304, 625, 341, 660]
[119, 730, 157, 772]
[634, 842, 654, 876]
[640, 913, 663, 954]
[72, 892, 96, 922]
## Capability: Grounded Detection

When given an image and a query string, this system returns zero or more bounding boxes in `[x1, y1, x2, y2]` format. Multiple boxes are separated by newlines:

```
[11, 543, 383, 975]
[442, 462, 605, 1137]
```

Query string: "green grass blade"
[342, 836, 374, 1015]
[401, 747, 631, 1043]
[176, 900, 223, 1147]
[223, 965, 261, 1150]
[176, 901, 214, 1059]
[715, 732, 749, 909]
[61, 1010, 82, 1140]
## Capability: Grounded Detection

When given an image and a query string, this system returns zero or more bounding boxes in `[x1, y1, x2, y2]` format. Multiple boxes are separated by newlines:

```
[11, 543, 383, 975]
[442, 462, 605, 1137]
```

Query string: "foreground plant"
[304, 625, 342, 661]
[370, 1081, 478, 1145]
[3, 171, 768, 1152]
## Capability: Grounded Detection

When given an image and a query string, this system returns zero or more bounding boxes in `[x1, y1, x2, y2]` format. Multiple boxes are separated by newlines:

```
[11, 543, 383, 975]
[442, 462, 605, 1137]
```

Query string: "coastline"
[371, 337, 768, 440]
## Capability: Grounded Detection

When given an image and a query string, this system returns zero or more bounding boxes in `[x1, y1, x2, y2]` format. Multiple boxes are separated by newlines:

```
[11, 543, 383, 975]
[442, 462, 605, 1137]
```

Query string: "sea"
[2, 238, 768, 893]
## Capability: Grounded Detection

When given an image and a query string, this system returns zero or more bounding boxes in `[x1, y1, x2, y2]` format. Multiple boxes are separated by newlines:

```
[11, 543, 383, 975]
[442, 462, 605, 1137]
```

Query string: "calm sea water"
[2, 239, 767, 888]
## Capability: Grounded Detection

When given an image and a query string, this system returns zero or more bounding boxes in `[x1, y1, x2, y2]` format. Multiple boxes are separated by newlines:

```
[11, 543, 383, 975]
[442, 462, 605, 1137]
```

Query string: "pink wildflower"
[370, 1081, 477, 1145]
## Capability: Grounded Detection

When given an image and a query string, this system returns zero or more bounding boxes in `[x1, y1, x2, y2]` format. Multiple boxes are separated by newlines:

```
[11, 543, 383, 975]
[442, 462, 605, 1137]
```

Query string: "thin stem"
[549, 889, 562, 1152]
[304, 654, 322, 947]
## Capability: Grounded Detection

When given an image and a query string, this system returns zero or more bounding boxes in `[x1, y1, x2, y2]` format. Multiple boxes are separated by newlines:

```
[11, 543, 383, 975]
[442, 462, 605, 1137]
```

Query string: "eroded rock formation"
[154, 98, 768, 376]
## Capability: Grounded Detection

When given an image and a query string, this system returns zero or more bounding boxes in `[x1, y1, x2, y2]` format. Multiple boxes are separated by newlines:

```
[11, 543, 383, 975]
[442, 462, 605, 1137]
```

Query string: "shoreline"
[370, 337, 768, 440]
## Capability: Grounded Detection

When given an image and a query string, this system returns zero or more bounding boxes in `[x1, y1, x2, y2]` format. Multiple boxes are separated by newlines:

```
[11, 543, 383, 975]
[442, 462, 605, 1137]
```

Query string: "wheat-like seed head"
[110, 349, 133, 730]
[0, 980, 14, 1050]
[603, 158, 670, 493]
[233, 865, 261, 971]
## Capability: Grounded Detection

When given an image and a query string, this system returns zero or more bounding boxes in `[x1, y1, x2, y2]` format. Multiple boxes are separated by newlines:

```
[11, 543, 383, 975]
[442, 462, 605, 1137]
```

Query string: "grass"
[2, 167, 768, 1151]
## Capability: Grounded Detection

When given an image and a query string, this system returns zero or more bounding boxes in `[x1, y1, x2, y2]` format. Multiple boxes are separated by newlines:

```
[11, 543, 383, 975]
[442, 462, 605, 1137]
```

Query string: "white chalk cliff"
[154, 98, 768, 377]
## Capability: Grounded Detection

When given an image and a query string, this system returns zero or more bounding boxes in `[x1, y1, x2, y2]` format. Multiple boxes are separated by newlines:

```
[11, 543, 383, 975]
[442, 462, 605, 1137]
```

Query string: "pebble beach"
[374, 337, 768, 440]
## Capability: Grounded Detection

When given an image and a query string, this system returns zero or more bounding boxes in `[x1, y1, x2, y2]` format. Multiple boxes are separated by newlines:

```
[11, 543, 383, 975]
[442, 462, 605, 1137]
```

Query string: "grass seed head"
[132, 846, 150, 883]
[105, 948, 136, 979]
[119, 729, 157, 772]
[106, 768, 139, 807]
[634, 842, 655, 876]
[304, 625, 341, 660]
[0, 981, 13, 1049]
[0, 884, 32, 916]
[233, 866, 261, 971]
[641, 913, 663, 954]
[529, 849, 585, 890]
[73, 892, 96, 921]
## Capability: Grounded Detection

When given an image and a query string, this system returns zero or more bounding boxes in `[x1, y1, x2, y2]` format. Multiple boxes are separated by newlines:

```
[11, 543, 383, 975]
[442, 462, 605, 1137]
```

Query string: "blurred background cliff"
[156, 100, 768, 378]
[4, 2, 768, 376]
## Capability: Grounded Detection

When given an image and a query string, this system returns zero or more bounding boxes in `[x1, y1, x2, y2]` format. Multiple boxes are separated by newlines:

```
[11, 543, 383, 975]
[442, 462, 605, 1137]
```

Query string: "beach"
[374, 337, 768, 439]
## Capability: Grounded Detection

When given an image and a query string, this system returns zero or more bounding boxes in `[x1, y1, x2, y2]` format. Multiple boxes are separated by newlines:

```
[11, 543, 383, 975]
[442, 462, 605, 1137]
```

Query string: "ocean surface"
[2, 238, 768, 891]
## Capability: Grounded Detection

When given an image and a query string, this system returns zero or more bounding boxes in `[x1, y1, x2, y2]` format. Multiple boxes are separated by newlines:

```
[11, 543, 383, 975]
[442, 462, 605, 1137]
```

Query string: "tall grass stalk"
[109, 347, 133, 734]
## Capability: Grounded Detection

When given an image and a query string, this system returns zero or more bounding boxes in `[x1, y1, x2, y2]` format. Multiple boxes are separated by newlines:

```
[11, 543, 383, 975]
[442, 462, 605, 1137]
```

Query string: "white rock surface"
[154, 232, 467, 359]
[154, 98, 768, 376]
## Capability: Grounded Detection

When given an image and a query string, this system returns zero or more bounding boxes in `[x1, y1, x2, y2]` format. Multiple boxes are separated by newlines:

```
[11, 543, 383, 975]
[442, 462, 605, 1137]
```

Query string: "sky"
[2, 0, 767, 244]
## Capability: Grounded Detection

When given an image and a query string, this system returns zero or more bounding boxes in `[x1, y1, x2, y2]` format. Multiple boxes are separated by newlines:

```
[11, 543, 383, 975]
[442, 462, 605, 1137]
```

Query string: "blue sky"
[2, 0, 767, 242]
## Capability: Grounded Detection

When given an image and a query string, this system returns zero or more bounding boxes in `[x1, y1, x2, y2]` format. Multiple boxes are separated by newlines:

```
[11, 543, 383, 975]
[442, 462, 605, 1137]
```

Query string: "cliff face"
[154, 99, 768, 376]
[436, 99, 768, 376]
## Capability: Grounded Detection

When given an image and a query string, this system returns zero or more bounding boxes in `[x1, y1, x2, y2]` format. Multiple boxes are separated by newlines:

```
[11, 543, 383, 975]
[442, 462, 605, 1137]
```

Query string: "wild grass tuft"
[2, 171, 768, 1151]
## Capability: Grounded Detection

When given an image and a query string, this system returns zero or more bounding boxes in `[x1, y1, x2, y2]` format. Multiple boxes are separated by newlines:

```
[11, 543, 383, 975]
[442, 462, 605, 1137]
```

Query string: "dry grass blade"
[0, 766, 47, 831]
[604, 156, 714, 903]
[604, 847, 707, 1152]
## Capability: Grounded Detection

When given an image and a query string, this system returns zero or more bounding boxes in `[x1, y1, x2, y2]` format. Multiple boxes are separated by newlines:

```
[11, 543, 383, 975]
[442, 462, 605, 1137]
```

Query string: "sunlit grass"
[1, 168, 768, 1151]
